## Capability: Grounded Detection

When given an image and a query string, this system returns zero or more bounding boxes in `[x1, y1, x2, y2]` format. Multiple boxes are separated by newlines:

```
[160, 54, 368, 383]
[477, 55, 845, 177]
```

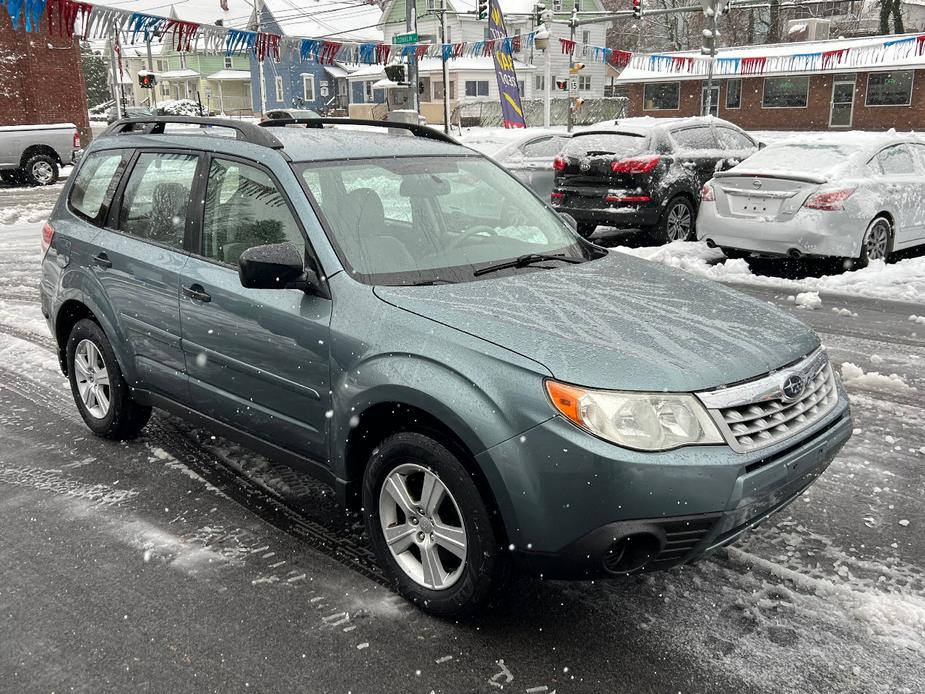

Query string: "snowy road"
[1, 184, 923, 693]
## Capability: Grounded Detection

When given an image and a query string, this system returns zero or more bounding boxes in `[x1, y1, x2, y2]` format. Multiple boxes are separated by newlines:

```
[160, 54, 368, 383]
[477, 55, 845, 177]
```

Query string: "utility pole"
[108, 22, 123, 119]
[700, 0, 728, 116]
[567, 5, 577, 133]
[408, 0, 420, 113]
[255, 0, 268, 115]
[439, 0, 450, 133]
[146, 40, 157, 108]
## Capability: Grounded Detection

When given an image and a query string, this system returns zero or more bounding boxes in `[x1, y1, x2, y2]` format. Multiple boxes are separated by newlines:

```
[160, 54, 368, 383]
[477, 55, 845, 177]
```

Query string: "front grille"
[697, 349, 839, 453]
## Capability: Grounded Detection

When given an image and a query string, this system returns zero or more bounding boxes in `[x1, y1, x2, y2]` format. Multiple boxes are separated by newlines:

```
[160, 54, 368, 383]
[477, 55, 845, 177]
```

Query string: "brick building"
[615, 35, 925, 131]
[0, 13, 91, 143]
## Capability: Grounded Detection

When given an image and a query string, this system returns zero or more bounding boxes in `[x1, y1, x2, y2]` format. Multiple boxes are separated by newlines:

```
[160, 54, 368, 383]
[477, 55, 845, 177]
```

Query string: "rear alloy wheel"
[856, 217, 892, 268]
[363, 432, 506, 617]
[22, 154, 59, 186]
[650, 196, 695, 244]
[66, 319, 151, 439]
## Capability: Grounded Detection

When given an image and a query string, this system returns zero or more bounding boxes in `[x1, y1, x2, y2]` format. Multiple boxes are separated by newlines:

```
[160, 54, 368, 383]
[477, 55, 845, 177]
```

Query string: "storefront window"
[643, 82, 680, 110]
[762, 76, 809, 108]
[866, 71, 914, 106]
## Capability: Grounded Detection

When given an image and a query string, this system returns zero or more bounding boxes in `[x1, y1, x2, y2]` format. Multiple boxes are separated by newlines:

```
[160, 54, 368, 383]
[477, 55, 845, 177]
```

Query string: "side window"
[716, 128, 756, 151]
[909, 144, 925, 171]
[875, 145, 916, 176]
[69, 151, 125, 223]
[521, 136, 567, 158]
[117, 152, 198, 249]
[671, 127, 720, 151]
[202, 158, 305, 266]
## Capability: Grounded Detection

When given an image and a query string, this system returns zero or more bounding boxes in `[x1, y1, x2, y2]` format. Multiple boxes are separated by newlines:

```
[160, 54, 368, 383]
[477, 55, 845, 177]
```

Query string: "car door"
[179, 154, 332, 462]
[670, 126, 723, 193]
[904, 143, 925, 244]
[872, 144, 923, 246]
[93, 149, 199, 397]
[502, 135, 568, 199]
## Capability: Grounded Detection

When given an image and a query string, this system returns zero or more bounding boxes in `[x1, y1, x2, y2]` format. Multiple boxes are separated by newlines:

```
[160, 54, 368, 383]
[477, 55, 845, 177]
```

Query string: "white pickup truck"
[0, 123, 81, 186]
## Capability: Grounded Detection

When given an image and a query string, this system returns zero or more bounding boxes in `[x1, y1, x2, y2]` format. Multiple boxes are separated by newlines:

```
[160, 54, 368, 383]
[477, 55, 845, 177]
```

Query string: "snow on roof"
[159, 68, 200, 79]
[618, 33, 925, 82]
[168, 0, 253, 27]
[260, 0, 383, 41]
[449, 0, 546, 14]
[206, 69, 252, 80]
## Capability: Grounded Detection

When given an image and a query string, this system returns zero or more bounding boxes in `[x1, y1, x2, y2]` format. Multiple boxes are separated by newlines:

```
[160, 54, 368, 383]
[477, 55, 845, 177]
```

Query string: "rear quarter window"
[68, 150, 126, 224]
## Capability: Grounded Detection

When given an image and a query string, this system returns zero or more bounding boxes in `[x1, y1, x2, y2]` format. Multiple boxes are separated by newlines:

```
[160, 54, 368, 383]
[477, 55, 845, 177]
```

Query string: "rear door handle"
[182, 284, 211, 303]
[91, 252, 112, 269]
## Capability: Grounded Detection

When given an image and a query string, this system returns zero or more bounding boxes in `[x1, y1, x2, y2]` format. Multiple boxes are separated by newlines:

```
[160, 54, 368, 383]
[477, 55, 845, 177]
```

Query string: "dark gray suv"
[40, 117, 851, 616]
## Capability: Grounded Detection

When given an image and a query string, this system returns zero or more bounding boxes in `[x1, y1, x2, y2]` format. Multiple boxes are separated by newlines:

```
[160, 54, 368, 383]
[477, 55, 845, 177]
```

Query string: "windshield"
[563, 132, 649, 156]
[739, 143, 855, 175]
[297, 156, 597, 285]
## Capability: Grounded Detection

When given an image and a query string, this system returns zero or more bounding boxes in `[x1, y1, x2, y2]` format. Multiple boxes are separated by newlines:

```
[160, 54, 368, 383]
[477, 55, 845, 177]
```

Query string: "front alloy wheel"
[379, 463, 467, 590]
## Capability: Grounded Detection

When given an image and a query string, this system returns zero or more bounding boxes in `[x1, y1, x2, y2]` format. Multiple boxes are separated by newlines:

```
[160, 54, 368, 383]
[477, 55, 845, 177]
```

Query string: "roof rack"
[258, 117, 459, 145]
[103, 116, 284, 150]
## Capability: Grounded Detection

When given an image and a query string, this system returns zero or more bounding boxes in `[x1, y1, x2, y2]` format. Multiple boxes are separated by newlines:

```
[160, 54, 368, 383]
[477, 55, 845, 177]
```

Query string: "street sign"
[394, 32, 418, 45]
[569, 76, 578, 91]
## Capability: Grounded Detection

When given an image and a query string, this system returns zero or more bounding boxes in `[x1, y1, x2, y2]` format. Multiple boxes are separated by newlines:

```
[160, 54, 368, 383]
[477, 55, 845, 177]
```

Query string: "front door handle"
[92, 252, 112, 269]
[182, 284, 211, 303]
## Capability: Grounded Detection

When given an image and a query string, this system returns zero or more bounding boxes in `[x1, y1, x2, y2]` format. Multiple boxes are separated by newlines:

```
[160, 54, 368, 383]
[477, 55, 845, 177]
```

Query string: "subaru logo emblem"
[752, 178, 762, 189]
[781, 374, 805, 402]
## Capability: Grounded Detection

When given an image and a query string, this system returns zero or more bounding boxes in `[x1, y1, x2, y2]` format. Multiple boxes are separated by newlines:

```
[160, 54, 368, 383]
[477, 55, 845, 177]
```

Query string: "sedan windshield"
[297, 156, 597, 285]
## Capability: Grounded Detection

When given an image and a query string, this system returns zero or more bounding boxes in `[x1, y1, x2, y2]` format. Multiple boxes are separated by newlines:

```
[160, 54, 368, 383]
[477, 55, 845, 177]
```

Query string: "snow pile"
[789, 291, 822, 310]
[909, 315, 925, 325]
[0, 203, 53, 225]
[832, 307, 858, 317]
[840, 362, 915, 393]
[612, 240, 925, 304]
[156, 99, 205, 117]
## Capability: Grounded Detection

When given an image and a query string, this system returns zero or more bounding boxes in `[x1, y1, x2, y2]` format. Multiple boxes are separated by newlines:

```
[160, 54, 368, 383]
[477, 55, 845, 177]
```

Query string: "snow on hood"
[374, 252, 820, 392]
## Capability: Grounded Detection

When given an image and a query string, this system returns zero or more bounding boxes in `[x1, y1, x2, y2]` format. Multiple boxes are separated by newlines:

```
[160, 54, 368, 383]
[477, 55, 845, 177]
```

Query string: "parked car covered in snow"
[0, 122, 81, 186]
[489, 131, 571, 200]
[106, 106, 153, 125]
[698, 133, 925, 266]
[551, 117, 758, 240]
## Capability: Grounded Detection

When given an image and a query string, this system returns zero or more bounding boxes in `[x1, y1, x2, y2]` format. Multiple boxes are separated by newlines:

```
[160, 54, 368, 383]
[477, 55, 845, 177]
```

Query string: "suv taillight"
[804, 187, 856, 211]
[73, 131, 81, 149]
[611, 155, 660, 174]
[553, 156, 567, 171]
[41, 222, 55, 255]
[701, 182, 715, 202]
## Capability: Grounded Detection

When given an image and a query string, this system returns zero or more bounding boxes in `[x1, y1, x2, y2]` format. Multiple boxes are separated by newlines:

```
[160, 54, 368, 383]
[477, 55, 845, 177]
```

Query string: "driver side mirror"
[238, 242, 325, 295]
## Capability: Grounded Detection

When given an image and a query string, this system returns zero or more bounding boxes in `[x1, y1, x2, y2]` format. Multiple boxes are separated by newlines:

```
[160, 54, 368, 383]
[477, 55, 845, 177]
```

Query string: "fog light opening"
[602, 533, 662, 574]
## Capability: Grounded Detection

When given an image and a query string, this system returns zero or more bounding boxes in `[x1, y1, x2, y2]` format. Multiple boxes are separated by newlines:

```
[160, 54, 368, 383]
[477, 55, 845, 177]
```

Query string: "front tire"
[22, 154, 59, 186]
[363, 432, 506, 617]
[66, 319, 151, 439]
[648, 196, 695, 244]
[854, 216, 892, 269]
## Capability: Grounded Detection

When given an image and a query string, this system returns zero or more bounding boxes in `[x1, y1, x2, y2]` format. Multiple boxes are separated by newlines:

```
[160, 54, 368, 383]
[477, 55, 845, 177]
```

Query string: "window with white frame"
[535, 74, 544, 91]
[762, 76, 809, 108]
[552, 0, 562, 9]
[465, 80, 490, 97]
[578, 75, 591, 91]
[179, 53, 187, 68]
[155, 59, 166, 72]
[866, 71, 914, 106]
[303, 74, 315, 101]
[275, 75, 284, 102]
[224, 56, 233, 69]
[582, 30, 590, 44]
[160, 82, 170, 97]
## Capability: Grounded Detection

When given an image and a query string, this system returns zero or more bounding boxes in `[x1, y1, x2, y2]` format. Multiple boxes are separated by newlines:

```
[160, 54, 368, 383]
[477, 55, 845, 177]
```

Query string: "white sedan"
[697, 133, 925, 266]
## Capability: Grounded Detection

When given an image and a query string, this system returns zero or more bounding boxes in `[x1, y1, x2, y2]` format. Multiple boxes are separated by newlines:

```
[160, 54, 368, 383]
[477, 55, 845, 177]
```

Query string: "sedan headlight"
[545, 380, 724, 451]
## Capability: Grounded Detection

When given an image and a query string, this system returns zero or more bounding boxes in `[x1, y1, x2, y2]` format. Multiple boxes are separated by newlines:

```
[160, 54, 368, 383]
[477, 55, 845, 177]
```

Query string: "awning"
[158, 69, 199, 80]
[371, 78, 401, 90]
[206, 69, 251, 81]
[324, 65, 351, 79]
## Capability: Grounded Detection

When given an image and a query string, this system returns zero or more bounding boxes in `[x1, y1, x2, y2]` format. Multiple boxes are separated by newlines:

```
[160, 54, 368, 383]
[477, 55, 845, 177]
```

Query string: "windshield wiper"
[473, 253, 584, 277]
[407, 278, 457, 286]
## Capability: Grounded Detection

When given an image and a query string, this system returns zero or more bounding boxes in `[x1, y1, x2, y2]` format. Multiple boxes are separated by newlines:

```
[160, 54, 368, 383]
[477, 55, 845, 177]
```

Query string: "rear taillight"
[73, 131, 81, 149]
[41, 222, 55, 254]
[804, 187, 856, 211]
[701, 182, 715, 202]
[610, 155, 660, 174]
[553, 156, 567, 171]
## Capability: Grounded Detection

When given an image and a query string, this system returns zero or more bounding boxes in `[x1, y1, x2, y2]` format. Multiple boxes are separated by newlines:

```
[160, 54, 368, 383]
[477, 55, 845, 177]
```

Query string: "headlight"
[545, 380, 724, 451]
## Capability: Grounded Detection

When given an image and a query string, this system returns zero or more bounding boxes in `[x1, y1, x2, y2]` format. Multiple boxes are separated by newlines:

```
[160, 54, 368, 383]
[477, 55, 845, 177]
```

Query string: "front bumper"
[697, 204, 863, 259]
[479, 394, 851, 579]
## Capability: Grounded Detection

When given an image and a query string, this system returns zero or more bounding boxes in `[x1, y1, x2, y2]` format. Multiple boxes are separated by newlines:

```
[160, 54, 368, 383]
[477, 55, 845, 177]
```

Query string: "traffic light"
[478, 0, 488, 20]
[701, 27, 716, 55]
[137, 71, 156, 89]
[555, 79, 568, 91]
[569, 62, 585, 74]
[632, 0, 642, 20]
[534, 2, 545, 23]
[384, 64, 406, 83]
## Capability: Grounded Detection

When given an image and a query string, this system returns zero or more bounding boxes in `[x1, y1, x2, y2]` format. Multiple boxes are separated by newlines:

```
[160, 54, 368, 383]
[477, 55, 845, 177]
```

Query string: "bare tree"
[879, 0, 905, 33]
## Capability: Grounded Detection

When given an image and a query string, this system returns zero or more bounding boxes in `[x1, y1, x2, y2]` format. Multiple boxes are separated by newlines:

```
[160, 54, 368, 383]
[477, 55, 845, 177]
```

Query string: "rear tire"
[363, 432, 507, 617]
[853, 216, 892, 269]
[576, 222, 596, 238]
[648, 196, 695, 244]
[0, 170, 21, 184]
[66, 319, 151, 439]
[22, 154, 59, 186]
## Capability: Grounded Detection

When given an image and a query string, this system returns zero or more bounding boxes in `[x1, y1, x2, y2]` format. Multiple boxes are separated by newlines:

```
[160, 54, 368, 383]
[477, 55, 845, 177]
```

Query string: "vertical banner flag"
[487, 0, 526, 128]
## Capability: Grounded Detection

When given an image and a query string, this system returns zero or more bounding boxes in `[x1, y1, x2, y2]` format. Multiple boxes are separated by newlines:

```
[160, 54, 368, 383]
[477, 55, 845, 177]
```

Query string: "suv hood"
[373, 252, 819, 392]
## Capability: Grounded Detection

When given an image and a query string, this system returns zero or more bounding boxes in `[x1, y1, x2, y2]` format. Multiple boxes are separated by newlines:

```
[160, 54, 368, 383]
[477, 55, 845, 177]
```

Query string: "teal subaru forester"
[40, 117, 852, 616]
